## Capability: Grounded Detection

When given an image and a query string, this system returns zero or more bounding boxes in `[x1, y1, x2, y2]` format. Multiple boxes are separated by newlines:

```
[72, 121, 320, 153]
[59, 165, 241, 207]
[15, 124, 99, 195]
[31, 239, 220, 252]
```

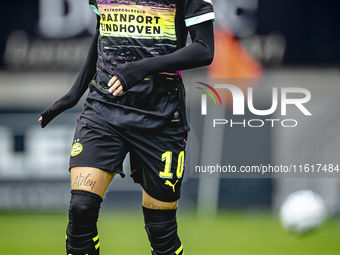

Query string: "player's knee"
[68, 190, 102, 227]
[66, 190, 103, 255]
[69, 202, 91, 220]
[143, 207, 183, 255]
[68, 201, 98, 228]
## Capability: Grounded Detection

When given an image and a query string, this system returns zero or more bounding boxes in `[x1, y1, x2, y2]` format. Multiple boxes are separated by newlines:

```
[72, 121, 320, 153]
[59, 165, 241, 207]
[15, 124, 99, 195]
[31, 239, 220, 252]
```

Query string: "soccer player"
[39, 0, 215, 254]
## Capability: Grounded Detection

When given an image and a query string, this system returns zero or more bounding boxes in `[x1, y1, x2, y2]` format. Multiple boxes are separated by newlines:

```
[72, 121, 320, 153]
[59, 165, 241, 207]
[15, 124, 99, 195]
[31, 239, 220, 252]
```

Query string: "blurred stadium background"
[0, 0, 340, 254]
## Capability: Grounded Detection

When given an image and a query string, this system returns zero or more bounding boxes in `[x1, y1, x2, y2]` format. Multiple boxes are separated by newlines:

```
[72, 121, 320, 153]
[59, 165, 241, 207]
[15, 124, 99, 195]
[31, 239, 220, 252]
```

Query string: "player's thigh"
[142, 188, 177, 209]
[128, 131, 188, 204]
[71, 166, 116, 198]
[70, 117, 128, 179]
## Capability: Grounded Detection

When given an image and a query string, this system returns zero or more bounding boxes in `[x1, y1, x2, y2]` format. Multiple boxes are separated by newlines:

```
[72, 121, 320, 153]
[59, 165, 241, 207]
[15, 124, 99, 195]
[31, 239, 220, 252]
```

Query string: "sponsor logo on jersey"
[165, 180, 178, 192]
[171, 111, 180, 122]
[71, 142, 83, 157]
[98, 3, 176, 40]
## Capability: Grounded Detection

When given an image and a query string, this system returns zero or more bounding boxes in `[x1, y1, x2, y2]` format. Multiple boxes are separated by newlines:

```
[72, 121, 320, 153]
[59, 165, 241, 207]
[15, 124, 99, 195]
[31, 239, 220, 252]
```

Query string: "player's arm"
[39, 16, 100, 128]
[108, 20, 214, 95]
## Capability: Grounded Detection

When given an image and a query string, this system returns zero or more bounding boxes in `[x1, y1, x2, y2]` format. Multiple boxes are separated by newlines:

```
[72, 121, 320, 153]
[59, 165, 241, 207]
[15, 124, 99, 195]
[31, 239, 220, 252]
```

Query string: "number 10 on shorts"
[159, 151, 185, 179]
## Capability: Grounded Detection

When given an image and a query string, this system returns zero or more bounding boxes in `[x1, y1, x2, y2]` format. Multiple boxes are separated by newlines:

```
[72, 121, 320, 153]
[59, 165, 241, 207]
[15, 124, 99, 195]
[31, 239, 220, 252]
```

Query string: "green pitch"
[0, 210, 339, 255]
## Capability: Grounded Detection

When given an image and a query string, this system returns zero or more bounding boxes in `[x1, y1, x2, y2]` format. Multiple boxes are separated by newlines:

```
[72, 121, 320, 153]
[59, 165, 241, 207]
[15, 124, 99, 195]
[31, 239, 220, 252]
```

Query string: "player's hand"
[108, 76, 123, 96]
[38, 116, 43, 127]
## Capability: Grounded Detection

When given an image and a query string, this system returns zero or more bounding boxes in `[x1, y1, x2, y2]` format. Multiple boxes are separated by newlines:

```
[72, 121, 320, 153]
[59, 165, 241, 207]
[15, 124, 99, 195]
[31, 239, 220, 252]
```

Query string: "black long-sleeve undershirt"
[40, 20, 214, 128]
[40, 30, 99, 128]
[40, 18, 100, 128]
[114, 21, 214, 92]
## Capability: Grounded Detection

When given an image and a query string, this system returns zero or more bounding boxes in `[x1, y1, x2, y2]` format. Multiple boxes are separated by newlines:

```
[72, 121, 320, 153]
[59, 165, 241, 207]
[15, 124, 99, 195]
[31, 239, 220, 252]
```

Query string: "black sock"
[143, 206, 183, 255]
[66, 190, 102, 255]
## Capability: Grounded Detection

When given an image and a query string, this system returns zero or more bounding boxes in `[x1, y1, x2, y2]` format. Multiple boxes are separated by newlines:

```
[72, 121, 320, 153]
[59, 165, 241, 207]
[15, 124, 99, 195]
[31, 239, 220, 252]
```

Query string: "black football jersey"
[86, 0, 215, 133]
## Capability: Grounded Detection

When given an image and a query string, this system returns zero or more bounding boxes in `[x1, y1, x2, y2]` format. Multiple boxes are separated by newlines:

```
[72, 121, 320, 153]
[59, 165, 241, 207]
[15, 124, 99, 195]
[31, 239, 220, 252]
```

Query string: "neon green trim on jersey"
[93, 235, 100, 249]
[95, 241, 100, 250]
[93, 235, 99, 242]
[89, 5, 100, 16]
[175, 245, 183, 255]
[185, 12, 215, 27]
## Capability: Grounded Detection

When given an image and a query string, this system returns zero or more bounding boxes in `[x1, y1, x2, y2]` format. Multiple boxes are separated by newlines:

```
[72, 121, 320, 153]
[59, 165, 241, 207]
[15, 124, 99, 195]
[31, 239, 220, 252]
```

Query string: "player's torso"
[86, 0, 188, 131]
[91, 0, 185, 75]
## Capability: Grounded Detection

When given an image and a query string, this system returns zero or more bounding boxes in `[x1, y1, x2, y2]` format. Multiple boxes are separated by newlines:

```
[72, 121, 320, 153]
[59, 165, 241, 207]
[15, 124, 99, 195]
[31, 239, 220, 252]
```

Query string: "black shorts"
[69, 116, 187, 202]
